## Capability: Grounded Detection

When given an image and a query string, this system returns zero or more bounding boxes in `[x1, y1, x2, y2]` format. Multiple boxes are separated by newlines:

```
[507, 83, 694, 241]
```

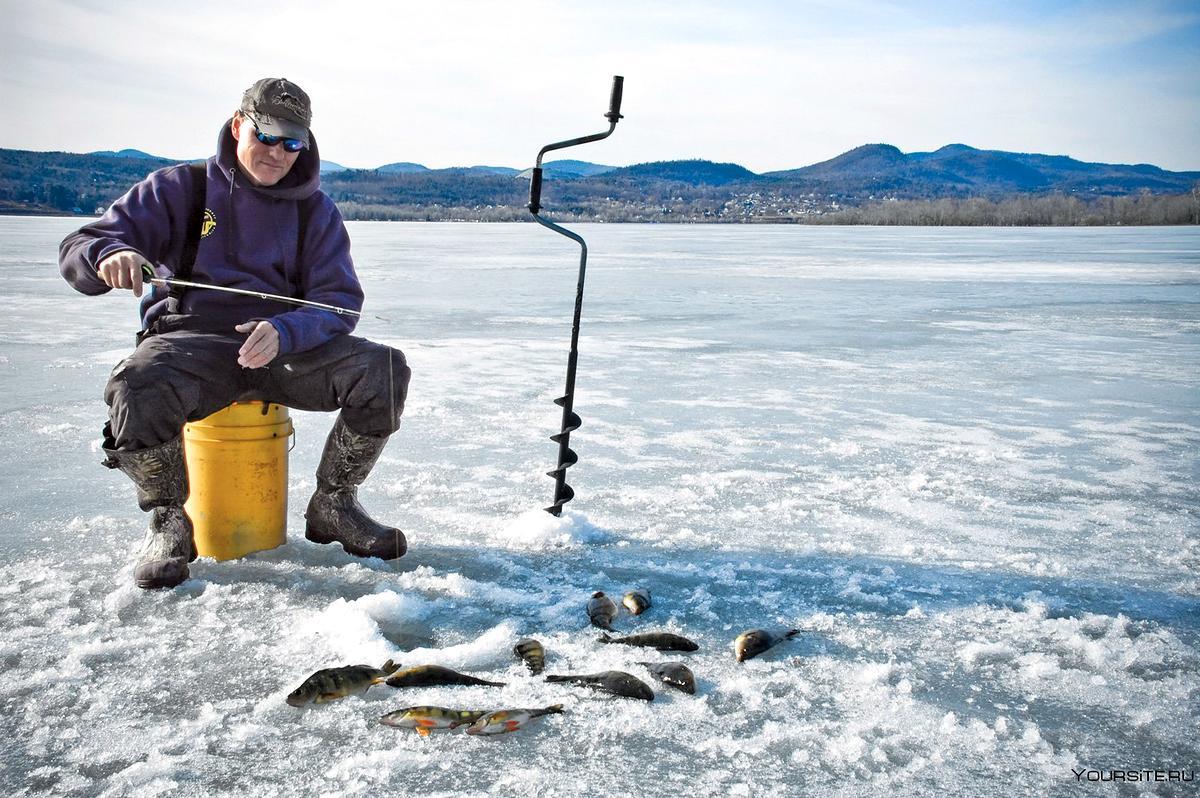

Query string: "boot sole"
[305, 524, 407, 560]
[134, 559, 189, 590]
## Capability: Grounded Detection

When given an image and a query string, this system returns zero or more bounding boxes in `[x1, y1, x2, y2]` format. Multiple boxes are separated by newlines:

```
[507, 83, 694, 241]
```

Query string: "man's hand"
[235, 321, 280, 368]
[97, 250, 148, 296]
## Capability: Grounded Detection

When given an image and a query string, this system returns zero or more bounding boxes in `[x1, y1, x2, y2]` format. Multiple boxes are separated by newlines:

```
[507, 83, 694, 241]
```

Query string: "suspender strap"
[167, 163, 208, 311]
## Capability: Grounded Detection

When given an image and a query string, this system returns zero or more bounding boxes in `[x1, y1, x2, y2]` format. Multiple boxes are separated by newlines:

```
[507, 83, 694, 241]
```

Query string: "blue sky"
[3, 0, 1198, 172]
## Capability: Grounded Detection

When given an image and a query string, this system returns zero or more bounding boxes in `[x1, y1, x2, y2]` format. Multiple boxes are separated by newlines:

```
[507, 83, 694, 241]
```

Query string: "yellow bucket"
[183, 401, 293, 560]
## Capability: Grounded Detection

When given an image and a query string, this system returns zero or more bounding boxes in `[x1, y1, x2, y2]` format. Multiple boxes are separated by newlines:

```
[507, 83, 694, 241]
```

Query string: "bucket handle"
[288, 428, 296, 453]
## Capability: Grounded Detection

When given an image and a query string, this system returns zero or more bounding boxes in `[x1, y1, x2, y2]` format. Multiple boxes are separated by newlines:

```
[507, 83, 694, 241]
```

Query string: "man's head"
[231, 77, 312, 187]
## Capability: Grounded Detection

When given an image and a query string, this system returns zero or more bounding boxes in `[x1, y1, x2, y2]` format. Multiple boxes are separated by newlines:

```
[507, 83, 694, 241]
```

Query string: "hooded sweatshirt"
[58, 120, 362, 356]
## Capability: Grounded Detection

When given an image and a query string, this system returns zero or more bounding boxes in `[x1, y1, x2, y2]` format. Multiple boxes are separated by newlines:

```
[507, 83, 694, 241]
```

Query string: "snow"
[0, 220, 1197, 796]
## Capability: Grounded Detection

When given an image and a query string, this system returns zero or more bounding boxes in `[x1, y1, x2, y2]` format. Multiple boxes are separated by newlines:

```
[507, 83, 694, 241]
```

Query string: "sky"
[3, 0, 1199, 173]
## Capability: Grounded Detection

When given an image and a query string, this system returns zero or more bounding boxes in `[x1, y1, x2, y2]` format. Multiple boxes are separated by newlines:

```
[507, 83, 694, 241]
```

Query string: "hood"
[216, 118, 321, 201]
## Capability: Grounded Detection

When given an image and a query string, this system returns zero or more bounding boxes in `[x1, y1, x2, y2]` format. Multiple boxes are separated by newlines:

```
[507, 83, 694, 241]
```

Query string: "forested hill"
[2, 144, 1197, 224]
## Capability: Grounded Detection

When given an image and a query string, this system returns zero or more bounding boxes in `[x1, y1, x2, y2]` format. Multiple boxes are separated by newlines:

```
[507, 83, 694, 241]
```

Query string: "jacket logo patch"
[201, 209, 216, 238]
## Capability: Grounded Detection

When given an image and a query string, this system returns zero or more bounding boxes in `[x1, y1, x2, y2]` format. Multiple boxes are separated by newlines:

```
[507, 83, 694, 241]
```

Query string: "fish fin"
[785, 629, 800, 639]
[546, 704, 565, 714]
[505, 720, 520, 731]
[416, 727, 431, 737]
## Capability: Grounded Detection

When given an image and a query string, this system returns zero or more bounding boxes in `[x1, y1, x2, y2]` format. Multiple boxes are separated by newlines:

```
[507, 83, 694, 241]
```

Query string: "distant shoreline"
[4, 144, 1197, 226]
[5, 211, 1196, 228]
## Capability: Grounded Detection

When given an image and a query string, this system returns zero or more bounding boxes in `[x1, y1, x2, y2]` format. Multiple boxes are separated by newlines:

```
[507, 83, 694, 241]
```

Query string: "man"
[59, 77, 411, 590]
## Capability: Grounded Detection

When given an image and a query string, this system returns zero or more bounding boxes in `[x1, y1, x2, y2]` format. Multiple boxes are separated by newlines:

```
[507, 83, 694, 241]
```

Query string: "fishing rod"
[138, 264, 388, 321]
[527, 75, 624, 516]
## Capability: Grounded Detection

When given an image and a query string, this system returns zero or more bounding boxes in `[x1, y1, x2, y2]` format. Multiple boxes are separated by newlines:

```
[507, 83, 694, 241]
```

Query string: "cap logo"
[272, 92, 311, 123]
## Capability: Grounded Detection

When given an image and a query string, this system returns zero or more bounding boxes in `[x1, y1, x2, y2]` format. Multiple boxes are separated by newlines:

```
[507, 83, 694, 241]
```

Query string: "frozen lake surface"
[1, 219, 1197, 796]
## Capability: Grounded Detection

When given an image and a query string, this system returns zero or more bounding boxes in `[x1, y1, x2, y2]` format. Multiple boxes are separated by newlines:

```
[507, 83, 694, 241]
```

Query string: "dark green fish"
[545, 670, 654, 701]
[622, 588, 651, 615]
[286, 658, 400, 706]
[734, 628, 799, 662]
[514, 638, 545, 675]
[588, 591, 618, 630]
[597, 631, 699, 652]
[638, 661, 696, 695]
[379, 706, 490, 735]
[385, 664, 506, 688]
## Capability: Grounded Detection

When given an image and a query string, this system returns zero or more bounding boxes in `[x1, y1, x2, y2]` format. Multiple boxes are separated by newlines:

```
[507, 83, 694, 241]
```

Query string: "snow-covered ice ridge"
[1, 220, 1197, 796]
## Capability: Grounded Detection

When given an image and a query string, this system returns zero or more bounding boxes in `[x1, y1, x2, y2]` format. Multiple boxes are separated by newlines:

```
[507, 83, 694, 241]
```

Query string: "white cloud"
[2, 0, 1197, 171]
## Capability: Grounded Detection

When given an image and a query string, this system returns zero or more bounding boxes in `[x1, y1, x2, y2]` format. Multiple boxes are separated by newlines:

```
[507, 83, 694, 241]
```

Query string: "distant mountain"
[542, 159, 616, 178]
[320, 160, 348, 173]
[454, 166, 521, 176]
[605, 159, 758, 186]
[377, 162, 429, 174]
[88, 148, 160, 160]
[765, 143, 1200, 196]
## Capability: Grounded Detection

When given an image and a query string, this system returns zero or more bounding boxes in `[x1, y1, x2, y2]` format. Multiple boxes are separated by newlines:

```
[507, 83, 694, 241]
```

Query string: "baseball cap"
[240, 78, 312, 146]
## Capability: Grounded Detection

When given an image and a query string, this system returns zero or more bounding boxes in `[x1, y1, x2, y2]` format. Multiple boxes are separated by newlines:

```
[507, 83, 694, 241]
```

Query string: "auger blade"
[544, 482, 575, 515]
[545, 450, 579, 477]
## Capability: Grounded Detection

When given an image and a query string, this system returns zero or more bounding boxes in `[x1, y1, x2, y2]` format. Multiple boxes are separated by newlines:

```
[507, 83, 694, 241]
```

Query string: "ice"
[1, 220, 1198, 796]
[495, 508, 614, 549]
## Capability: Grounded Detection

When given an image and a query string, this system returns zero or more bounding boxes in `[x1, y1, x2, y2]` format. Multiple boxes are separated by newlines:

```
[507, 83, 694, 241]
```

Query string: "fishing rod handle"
[606, 76, 624, 123]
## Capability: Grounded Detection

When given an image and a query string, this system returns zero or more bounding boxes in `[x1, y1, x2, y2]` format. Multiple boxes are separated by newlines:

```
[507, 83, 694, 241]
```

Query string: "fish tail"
[544, 675, 567, 683]
[785, 629, 800, 639]
[545, 703, 565, 714]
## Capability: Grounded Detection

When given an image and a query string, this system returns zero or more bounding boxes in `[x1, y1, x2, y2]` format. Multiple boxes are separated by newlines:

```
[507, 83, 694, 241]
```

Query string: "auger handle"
[528, 167, 544, 215]
[606, 76, 624, 123]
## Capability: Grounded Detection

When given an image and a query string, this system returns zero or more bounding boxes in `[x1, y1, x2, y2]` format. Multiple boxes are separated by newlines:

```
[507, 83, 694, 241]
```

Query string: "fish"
[734, 628, 799, 662]
[464, 704, 565, 736]
[513, 638, 545, 675]
[545, 670, 655, 701]
[587, 591, 618, 630]
[622, 588, 651, 615]
[597, 631, 699, 652]
[384, 664, 506, 688]
[379, 706, 490, 736]
[286, 658, 400, 706]
[638, 661, 696, 695]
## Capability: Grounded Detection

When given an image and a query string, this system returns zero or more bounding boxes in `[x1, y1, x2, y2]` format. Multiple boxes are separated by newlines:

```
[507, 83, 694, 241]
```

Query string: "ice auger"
[527, 75, 624, 516]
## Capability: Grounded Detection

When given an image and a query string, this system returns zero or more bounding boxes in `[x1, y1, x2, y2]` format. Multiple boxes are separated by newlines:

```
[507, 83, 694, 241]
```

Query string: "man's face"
[231, 113, 301, 187]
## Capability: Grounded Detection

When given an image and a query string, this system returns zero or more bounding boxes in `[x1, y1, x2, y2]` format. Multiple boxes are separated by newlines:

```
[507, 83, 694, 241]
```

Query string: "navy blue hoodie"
[59, 120, 362, 356]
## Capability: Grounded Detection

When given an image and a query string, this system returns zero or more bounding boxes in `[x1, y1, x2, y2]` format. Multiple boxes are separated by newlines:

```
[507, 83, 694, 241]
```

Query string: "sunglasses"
[250, 122, 306, 152]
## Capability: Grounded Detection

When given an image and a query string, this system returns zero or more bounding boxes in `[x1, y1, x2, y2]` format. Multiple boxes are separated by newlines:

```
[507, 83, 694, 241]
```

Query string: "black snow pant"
[103, 315, 411, 451]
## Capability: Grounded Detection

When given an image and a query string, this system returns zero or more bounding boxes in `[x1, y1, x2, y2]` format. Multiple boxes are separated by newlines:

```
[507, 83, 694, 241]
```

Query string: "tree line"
[806, 191, 1200, 226]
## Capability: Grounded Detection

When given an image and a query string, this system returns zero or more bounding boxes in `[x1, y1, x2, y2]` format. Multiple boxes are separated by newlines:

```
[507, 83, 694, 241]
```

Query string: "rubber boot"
[102, 436, 197, 589]
[304, 416, 406, 560]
